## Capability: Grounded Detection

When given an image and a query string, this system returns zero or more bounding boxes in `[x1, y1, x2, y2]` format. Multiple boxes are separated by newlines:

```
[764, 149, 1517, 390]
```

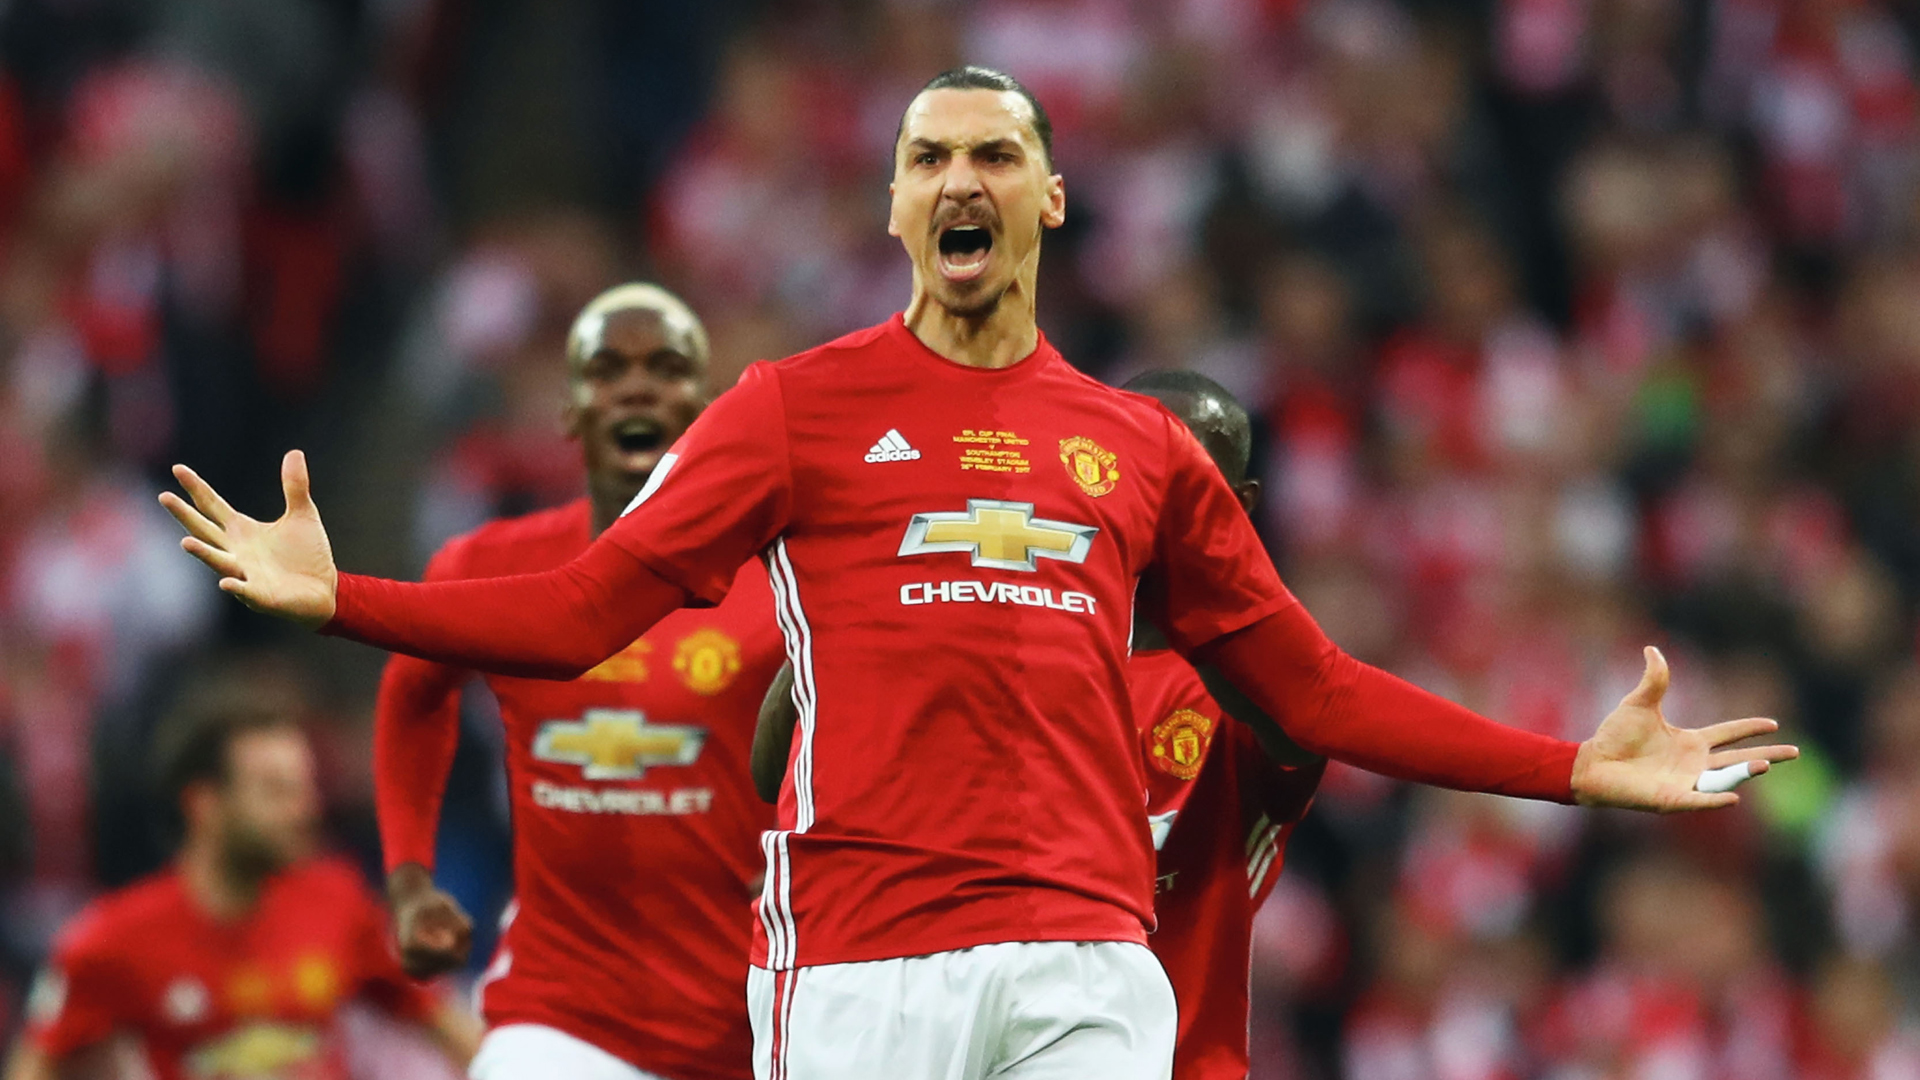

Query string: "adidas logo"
[865, 429, 922, 463]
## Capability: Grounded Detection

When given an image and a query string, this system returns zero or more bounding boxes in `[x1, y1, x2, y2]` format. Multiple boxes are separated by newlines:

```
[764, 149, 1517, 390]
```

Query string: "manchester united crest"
[1059, 436, 1120, 497]
[674, 629, 742, 695]
[1149, 709, 1214, 780]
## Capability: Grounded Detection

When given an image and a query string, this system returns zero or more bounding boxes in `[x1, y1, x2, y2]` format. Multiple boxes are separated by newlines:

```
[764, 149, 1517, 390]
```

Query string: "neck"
[903, 265, 1041, 369]
[589, 492, 623, 539]
[178, 836, 264, 922]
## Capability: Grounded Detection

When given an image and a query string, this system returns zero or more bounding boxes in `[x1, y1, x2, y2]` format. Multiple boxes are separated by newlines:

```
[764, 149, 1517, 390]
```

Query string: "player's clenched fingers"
[1696, 716, 1780, 749]
[171, 464, 241, 526]
[181, 537, 244, 578]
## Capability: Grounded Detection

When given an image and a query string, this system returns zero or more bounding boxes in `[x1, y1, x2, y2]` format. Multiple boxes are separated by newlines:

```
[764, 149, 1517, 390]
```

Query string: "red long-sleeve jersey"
[373, 500, 781, 1080]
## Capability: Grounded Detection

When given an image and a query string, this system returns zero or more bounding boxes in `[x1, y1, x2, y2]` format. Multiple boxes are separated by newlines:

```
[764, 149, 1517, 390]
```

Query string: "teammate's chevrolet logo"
[898, 499, 1097, 572]
[532, 710, 706, 781]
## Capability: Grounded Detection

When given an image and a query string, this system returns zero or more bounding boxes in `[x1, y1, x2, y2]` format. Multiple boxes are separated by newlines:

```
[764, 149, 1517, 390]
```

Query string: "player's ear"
[561, 382, 588, 440]
[887, 183, 901, 238]
[1041, 173, 1065, 230]
[1235, 478, 1261, 516]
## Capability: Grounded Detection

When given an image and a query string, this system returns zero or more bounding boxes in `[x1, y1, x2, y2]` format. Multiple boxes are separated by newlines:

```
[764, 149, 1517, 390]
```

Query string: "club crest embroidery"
[1149, 708, 1214, 780]
[1059, 436, 1120, 497]
[674, 628, 742, 695]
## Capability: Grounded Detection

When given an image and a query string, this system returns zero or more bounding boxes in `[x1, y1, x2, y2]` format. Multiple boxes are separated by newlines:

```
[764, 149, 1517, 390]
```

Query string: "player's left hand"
[1571, 646, 1799, 812]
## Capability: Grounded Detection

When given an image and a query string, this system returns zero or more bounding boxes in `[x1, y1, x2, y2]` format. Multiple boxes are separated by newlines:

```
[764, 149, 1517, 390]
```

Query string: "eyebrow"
[903, 136, 1027, 159]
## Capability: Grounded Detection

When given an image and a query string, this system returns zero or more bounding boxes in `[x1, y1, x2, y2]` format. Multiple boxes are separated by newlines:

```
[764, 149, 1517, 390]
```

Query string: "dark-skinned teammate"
[373, 283, 782, 1080]
[164, 68, 1794, 1079]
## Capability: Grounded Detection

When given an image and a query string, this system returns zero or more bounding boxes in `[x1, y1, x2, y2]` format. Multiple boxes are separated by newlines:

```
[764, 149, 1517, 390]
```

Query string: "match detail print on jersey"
[531, 709, 707, 780]
[896, 499, 1097, 572]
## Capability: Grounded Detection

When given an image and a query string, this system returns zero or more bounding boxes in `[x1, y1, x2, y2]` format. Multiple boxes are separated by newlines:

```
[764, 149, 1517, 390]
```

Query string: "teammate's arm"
[753, 662, 799, 803]
[375, 654, 474, 976]
[161, 365, 793, 678]
[373, 541, 480, 977]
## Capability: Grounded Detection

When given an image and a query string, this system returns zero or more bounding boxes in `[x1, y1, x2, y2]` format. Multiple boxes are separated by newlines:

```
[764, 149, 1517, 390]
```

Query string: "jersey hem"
[750, 921, 1150, 970]
[482, 1004, 750, 1080]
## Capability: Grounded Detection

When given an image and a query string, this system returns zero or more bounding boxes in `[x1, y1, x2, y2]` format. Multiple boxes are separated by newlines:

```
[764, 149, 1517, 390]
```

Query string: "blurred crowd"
[1, 0, 1919, 1076]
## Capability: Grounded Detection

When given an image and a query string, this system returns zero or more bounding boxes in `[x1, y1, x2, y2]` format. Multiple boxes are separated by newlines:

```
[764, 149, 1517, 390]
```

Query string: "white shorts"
[468, 1024, 670, 1080]
[747, 940, 1175, 1080]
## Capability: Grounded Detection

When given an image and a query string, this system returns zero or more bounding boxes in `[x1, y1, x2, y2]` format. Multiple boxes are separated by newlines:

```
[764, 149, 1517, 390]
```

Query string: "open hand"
[388, 864, 474, 979]
[1572, 646, 1799, 812]
[159, 450, 337, 629]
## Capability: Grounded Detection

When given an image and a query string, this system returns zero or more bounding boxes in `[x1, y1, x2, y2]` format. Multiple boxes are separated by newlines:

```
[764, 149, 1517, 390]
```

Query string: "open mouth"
[610, 417, 665, 458]
[936, 224, 993, 282]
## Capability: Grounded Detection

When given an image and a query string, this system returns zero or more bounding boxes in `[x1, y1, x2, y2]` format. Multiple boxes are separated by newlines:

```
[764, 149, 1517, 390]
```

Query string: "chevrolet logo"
[532, 709, 706, 780]
[897, 499, 1097, 572]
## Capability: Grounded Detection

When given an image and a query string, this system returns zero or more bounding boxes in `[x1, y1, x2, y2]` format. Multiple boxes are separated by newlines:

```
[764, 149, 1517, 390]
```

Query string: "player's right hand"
[388, 864, 475, 979]
[160, 450, 338, 629]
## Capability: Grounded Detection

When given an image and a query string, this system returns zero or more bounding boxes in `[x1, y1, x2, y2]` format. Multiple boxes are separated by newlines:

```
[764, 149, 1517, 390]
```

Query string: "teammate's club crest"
[1149, 708, 1214, 780]
[1059, 437, 1120, 497]
[674, 629, 743, 695]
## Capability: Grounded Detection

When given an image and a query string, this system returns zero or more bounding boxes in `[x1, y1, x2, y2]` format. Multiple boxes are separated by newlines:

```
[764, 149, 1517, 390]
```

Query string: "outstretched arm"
[161, 452, 687, 678]
[1200, 603, 1797, 810]
[752, 662, 798, 804]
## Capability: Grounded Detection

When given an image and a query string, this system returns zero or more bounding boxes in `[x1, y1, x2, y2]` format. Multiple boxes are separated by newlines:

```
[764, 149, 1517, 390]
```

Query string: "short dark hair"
[897, 66, 1055, 170]
[1123, 369, 1254, 483]
[154, 700, 300, 811]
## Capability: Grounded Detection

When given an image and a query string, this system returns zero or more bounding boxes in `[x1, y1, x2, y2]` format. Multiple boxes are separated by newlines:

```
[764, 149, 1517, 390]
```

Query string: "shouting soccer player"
[162, 67, 1797, 1079]
[749, 368, 1323, 1080]
[374, 283, 782, 1080]
[4, 696, 480, 1080]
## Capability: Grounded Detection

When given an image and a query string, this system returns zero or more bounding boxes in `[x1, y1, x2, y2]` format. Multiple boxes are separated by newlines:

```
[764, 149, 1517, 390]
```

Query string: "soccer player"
[161, 67, 1796, 1079]
[749, 369, 1323, 1080]
[373, 283, 783, 1080]
[4, 696, 480, 1080]
[1116, 371, 1324, 1080]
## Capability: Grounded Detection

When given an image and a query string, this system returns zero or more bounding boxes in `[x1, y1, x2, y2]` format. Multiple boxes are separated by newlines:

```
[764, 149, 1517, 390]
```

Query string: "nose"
[609, 361, 664, 406]
[941, 153, 985, 205]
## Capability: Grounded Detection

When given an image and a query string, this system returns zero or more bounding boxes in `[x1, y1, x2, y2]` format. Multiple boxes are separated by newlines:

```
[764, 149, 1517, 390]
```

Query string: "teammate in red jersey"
[1119, 371, 1325, 1080]
[747, 368, 1324, 1080]
[163, 67, 1796, 1079]
[373, 283, 783, 1080]
[3, 696, 480, 1080]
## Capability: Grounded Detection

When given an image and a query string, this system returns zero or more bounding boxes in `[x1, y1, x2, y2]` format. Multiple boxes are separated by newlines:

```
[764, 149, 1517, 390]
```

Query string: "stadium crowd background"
[0, 0, 1917, 1075]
